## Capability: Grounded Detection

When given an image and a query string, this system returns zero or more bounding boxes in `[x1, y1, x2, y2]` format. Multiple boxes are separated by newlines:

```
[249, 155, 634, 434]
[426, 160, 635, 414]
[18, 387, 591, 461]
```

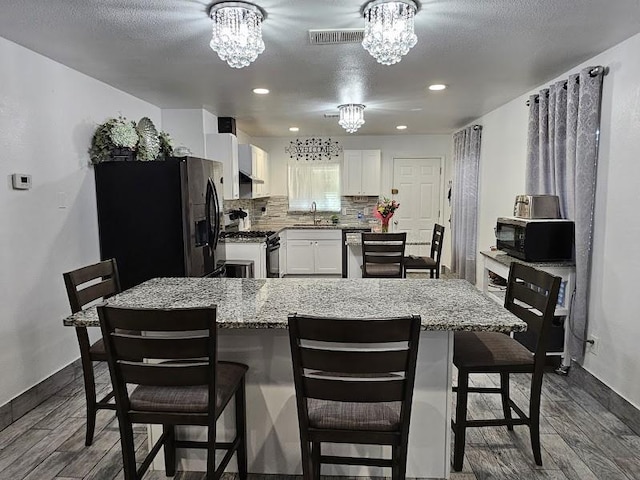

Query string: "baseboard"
[0, 358, 82, 432]
[568, 361, 640, 435]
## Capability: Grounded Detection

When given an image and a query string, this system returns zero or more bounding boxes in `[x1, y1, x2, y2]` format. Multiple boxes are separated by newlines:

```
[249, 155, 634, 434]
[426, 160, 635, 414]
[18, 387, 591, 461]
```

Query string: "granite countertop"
[248, 223, 374, 233]
[64, 277, 525, 333]
[345, 233, 430, 246]
[480, 250, 576, 268]
[220, 237, 266, 244]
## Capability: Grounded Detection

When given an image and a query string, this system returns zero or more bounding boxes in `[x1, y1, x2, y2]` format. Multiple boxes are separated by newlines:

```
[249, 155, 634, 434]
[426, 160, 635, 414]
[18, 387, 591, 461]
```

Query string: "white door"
[314, 240, 342, 274]
[342, 150, 363, 195]
[361, 150, 381, 195]
[286, 240, 315, 274]
[393, 158, 442, 256]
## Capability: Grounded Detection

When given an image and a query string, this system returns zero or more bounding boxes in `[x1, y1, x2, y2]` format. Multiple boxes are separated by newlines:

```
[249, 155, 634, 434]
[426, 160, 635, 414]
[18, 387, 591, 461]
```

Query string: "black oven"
[266, 234, 280, 278]
[496, 217, 574, 262]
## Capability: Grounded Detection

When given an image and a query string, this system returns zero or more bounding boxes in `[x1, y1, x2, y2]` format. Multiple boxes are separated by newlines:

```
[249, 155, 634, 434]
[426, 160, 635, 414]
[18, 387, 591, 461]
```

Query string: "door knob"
[394, 221, 398, 225]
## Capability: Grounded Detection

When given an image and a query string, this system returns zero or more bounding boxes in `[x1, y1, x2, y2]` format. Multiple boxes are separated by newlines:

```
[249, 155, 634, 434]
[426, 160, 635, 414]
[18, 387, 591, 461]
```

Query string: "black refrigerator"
[95, 156, 225, 290]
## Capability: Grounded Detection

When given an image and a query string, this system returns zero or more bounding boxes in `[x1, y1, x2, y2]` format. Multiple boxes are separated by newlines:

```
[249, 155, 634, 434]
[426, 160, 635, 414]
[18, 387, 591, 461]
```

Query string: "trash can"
[224, 260, 255, 278]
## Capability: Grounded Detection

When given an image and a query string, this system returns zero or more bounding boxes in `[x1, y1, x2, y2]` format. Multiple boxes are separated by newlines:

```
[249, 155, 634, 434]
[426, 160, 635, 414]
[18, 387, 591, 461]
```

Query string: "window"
[288, 163, 340, 212]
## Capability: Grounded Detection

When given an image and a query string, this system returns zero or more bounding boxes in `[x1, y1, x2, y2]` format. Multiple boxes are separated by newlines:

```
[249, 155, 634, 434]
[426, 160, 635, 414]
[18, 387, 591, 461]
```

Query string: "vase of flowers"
[374, 197, 400, 233]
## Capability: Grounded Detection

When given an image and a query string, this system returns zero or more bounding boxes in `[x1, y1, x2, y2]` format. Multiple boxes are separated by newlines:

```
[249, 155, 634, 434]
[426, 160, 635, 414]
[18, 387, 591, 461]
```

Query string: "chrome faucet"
[311, 201, 318, 225]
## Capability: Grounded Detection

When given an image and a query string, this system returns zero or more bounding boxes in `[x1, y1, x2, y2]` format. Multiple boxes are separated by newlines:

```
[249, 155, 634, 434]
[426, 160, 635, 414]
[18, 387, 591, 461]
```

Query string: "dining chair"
[451, 262, 561, 471]
[288, 313, 421, 480]
[403, 224, 445, 278]
[97, 304, 248, 480]
[361, 232, 407, 278]
[63, 258, 121, 446]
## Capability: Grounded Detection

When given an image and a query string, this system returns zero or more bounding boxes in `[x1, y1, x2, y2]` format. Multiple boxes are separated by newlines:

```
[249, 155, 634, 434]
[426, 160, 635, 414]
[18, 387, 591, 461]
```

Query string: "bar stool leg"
[500, 372, 514, 431]
[311, 441, 321, 480]
[453, 370, 469, 471]
[163, 425, 176, 476]
[235, 378, 248, 480]
[76, 327, 97, 446]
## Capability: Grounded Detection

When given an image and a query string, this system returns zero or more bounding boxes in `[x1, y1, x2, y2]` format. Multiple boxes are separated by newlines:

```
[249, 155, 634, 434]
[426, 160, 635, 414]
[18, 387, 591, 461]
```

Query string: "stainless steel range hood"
[239, 169, 265, 184]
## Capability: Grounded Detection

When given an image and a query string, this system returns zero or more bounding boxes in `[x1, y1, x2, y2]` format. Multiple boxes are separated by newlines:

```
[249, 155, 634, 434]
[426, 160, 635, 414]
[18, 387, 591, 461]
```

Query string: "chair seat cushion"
[89, 337, 107, 361]
[364, 263, 402, 277]
[404, 256, 437, 269]
[307, 399, 400, 432]
[454, 332, 534, 369]
[129, 362, 248, 414]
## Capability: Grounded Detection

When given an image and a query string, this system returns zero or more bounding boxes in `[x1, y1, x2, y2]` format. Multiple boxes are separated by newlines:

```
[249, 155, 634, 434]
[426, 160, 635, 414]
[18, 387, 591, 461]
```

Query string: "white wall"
[252, 134, 454, 263]
[472, 32, 640, 409]
[0, 37, 161, 406]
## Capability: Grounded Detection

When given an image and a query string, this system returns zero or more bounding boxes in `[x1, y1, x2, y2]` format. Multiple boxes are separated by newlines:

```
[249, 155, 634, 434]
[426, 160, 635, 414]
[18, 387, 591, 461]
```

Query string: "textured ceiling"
[1, 0, 640, 137]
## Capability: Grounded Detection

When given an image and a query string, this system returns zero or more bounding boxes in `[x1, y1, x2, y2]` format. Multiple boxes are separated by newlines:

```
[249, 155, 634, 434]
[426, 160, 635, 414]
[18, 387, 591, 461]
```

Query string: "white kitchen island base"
[150, 328, 454, 479]
[64, 277, 524, 479]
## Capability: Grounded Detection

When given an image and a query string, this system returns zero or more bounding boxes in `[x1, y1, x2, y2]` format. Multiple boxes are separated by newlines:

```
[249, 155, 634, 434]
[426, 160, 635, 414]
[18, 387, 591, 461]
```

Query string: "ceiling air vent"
[324, 113, 340, 118]
[309, 29, 365, 45]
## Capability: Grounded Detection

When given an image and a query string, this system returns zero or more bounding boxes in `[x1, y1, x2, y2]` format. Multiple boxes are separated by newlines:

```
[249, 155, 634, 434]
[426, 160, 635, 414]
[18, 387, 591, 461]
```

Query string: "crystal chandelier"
[209, 2, 266, 69]
[338, 104, 366, 133]
[362, 0, 418, 65]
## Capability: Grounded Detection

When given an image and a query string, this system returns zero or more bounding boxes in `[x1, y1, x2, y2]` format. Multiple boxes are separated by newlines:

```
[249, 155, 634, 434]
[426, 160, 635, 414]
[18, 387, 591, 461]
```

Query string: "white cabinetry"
[238, 144, 270, 198]
[480, 251, 576, 368]
[342, 150, 381, 196]
[286, 230, 341, 275]
[205, 133, 239, 200]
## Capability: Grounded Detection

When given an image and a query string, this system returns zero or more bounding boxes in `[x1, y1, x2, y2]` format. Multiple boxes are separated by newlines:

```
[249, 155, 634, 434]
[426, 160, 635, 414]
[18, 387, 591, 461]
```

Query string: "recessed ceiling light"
[396, 125, 408, 130]
[428, 84, 447, 91]
[253, 88, 270, 94]
[289, 127, 299, 132]
[410, 108, 422, 111]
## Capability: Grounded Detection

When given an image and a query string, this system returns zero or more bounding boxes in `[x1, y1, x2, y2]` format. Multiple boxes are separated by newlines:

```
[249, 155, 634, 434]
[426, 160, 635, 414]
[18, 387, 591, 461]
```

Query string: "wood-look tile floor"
[1, 362, 639, 480]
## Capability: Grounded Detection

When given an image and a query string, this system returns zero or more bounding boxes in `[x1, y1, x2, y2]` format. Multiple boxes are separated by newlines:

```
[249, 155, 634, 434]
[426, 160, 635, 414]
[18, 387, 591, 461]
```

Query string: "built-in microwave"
[495, 217, 574, 262]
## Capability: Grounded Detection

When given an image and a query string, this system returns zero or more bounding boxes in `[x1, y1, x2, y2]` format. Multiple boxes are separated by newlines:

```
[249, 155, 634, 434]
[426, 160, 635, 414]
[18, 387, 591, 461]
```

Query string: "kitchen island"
[64, 277, 524, 479]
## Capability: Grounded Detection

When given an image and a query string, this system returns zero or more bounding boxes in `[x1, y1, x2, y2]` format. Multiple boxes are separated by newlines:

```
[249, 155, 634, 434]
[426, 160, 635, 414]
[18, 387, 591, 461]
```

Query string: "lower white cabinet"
[286, 230, 341, 275]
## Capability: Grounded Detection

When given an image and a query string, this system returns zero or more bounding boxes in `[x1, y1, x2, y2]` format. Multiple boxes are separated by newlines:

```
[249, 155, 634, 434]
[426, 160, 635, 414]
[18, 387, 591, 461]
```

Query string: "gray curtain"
[451, 126, 482, 283]
[525, 66, 605, 363]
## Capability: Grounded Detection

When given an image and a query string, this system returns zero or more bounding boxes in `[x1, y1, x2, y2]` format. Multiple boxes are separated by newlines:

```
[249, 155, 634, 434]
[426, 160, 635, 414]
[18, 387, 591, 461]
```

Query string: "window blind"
[288, 163, 341, 212]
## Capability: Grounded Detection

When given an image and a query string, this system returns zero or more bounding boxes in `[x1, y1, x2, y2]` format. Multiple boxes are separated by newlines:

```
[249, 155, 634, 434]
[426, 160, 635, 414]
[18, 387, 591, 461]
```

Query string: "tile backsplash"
[224, 196, 379, 227]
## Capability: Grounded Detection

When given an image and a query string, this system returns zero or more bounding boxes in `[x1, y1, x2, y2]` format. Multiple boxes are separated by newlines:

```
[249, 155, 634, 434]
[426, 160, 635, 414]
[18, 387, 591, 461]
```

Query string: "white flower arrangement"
[110, 121, 138, 148]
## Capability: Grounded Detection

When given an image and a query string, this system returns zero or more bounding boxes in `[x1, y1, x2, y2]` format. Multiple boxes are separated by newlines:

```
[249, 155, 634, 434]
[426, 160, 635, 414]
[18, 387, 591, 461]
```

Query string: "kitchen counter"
[219, 237, 266, 243]
[63, 277, 524, 333]
[345, 234, 429, 246]
[480, 249, 576, 267]
[251, 223, 376, 233]
[63, 276, 523, 478]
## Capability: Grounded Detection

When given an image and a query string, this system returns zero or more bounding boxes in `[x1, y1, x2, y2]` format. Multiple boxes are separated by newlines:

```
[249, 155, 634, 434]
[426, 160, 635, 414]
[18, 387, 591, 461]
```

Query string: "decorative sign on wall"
[285, 138, 343, 161]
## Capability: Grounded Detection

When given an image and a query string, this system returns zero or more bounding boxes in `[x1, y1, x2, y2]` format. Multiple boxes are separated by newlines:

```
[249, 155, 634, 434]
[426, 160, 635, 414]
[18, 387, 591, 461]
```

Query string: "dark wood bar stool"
[288, 313, 421, 480]
[404, 224, 445, 278]
[98, 304, 248, 480]
[63, 258, 121, 445]
[361, 232, 407, 278]
[452, 263, 561, 471]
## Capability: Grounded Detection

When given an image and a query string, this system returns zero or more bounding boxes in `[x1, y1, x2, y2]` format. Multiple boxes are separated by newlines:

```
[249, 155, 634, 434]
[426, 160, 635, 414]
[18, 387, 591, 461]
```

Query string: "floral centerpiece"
[374, 197, 400, 233]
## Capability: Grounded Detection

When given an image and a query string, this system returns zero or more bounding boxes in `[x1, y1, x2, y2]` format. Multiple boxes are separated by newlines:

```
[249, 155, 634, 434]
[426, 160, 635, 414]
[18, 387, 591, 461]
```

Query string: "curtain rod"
[525, 66, 608, 106]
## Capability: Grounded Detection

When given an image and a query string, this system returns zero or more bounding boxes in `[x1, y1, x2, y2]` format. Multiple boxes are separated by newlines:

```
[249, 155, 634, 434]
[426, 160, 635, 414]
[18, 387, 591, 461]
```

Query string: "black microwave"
[496, 217, 574, 262]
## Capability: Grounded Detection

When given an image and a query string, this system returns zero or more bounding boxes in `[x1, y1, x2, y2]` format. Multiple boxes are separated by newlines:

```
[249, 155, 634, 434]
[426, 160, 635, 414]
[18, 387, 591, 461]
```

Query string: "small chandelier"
[362, 0, 418, 65]
[338, 104, 366, 133]
[209, 1, 266, 69]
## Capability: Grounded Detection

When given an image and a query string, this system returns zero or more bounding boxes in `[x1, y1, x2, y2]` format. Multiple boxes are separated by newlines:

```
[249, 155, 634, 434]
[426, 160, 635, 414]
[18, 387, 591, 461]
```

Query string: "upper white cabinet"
[239, 144, 270, 199]
[342, 149, 381, 196]
[205, 133, 239, 200]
